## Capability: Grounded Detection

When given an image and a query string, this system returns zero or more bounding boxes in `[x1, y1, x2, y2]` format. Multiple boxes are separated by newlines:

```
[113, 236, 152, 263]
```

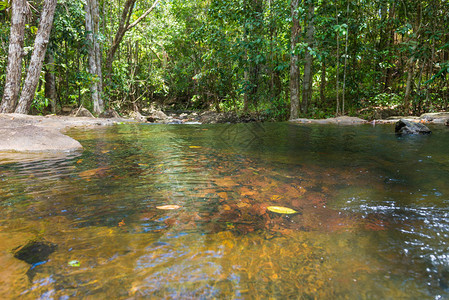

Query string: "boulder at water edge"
[395, 119, 431, 135]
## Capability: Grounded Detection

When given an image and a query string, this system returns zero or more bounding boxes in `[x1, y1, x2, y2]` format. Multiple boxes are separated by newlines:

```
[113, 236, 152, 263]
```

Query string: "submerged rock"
[14, 240, 57, 281]
[14, 240, 57, 265]
[395, 119, 431, 135]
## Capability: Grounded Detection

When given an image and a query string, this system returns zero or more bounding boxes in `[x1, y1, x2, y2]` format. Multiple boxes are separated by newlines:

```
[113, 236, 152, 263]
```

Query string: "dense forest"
[0, 0, 448, 120]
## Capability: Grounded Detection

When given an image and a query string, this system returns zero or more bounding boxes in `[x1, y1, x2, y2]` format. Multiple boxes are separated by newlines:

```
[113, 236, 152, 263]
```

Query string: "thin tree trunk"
[383, 2, 395, 91]
[301, 0, 315, 114]
[289, 0, 301, 120]
[86, 0, 104, 114]
[320, 59, 326, 104]
[44, 48, 57, 113]
[342, 0, 350, 115]
[335, 7, 340, 115]
[404, 57, 414, 110]
[403, 2, 421, 113]
[0, 0, 28, 113]
[15, 0, 57, 114]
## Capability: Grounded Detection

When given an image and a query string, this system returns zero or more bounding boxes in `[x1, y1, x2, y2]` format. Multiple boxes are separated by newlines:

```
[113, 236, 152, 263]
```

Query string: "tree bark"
[320, 58, 326, 104]
[342, 0, 350, 115]
[404, 57, 414, 109]
[0, 0, 28, 113]
[85, 0, 104, 114]
[301, 0, 315, 114]
[383, 2, 396, 91]
[335, 6, 340, 115]
[44, 48, 57, 113]
[15, 0, 57, 114]
[289, 0, 301, 120]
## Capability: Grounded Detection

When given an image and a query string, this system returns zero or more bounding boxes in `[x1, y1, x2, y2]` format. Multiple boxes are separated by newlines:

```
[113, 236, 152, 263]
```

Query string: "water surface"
[1, 123, 449, 298]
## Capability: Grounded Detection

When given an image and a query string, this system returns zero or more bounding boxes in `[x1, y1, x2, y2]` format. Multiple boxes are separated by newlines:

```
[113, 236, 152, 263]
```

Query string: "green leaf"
[68, 260, 80, 267]
[0, 1, 9, 10]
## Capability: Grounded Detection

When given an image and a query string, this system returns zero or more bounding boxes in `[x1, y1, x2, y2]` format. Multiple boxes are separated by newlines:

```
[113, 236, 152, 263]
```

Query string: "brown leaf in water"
[240, 187, 256, 196]
[218, 192, 228, 200]
[236, 201, 251, 209]
[223, 205, 232, 211]
[214, 177, 238, 188]
[252, 203, 269, 215]
[79, 167, 109, 179]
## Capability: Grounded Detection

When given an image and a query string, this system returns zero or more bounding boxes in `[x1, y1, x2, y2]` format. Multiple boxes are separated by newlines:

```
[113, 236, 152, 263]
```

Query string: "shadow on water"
[0, 123, 449, 298]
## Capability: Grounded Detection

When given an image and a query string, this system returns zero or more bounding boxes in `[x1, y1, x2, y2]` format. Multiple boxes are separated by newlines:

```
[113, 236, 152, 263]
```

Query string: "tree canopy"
[0, 0, 448, 119]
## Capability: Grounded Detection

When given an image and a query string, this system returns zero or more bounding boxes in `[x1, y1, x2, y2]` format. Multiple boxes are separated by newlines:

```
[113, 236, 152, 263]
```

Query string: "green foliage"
[3, 0, 448, 117]
[369, 93, 402, 107]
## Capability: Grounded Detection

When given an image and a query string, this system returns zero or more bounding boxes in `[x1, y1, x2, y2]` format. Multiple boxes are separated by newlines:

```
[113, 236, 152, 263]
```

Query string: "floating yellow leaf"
[189, 146, 201, 149]
[266, 206, 298, 214]
[156, 205, 181, 210]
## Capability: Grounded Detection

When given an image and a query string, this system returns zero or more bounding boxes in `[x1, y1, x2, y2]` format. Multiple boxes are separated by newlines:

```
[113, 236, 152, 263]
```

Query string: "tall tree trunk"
[403, 2, 421, 113]
[289, 0, 301, 120]
[0, 0, 28, 113]
[335, 6, 340, 115]
[44, 48, 57, 113]
[15, 0, 57, 114]
[86, 0, 104, 114]
[383, 2, 396, 91]
[320, 59, 326, 104]
[301, 0, 315, 114]
[341, 0, 350, 115]
[404, 57, 414, 110]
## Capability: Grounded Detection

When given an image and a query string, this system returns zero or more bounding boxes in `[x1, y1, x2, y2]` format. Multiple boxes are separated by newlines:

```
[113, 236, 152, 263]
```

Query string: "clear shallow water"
[1, 123, 449, 298]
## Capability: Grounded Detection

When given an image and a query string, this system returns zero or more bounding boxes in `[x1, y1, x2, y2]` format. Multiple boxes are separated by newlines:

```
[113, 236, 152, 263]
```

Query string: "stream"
[1, 122, 448, 298]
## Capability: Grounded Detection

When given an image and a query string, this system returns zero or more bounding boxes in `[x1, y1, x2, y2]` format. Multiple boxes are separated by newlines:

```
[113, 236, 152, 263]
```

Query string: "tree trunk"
[86, 0, 104, 114]
[335, 6, 340, 115]
[15, 0, 57, 114]
[320, 58, 326, 104]
[289, 0, 301, 120]
[341, 0, 350, 115]
[383, 2, 396, 91]
[0, 0, 28, 113]
[44, 48, 57, 113]
[301, 0, 315, 114]
[404, 57, 414, 110]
